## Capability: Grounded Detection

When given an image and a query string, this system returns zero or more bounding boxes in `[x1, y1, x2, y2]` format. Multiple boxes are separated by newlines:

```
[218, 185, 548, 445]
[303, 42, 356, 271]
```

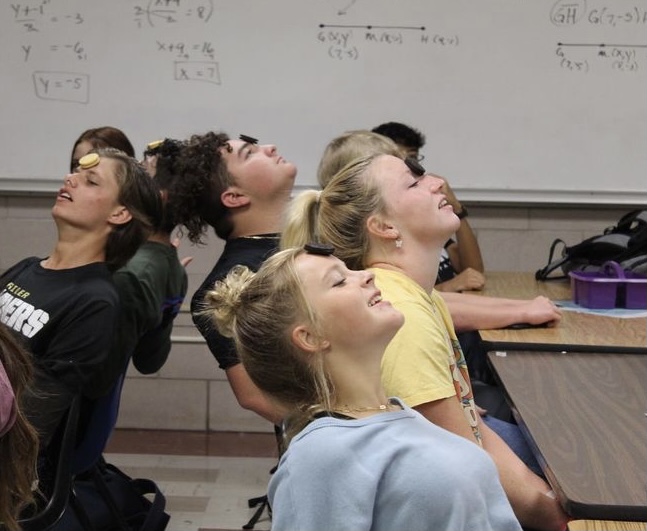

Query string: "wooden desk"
[488, 350, 647, 522]
[475, 272, 647, 353]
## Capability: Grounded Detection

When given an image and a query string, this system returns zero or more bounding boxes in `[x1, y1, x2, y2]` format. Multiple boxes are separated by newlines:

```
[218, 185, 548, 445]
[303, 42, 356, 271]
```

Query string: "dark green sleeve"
[86, 268, 161, 398]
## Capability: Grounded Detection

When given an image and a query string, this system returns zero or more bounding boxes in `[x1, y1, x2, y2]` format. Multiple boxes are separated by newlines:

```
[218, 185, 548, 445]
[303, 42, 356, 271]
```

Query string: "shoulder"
[284, 417, 376, 467]
[1, 256, 41, 282]
[115, 244, 175, 289]
[219, 238, 279, 272]
[43, 264, 119, 312]
[192, 239, 278, 305]
[371, 268, 429, 303]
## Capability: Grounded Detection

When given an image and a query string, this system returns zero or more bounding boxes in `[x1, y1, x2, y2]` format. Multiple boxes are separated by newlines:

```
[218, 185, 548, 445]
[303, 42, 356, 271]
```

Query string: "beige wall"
[0, 193, 630, 433]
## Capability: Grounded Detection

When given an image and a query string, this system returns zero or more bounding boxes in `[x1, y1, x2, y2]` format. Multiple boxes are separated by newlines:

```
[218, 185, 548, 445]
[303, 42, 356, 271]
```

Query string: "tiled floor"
[105, 430, 279, 531]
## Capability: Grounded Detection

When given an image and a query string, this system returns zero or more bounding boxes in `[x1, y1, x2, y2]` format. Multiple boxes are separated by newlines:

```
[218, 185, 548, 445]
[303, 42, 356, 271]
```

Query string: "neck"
[366, 244, 440, 293]
[44, 231, 107, 270]
[229, 201, 287, 239]
[147, 231, 173, 246]
[325, 345, 391, 416]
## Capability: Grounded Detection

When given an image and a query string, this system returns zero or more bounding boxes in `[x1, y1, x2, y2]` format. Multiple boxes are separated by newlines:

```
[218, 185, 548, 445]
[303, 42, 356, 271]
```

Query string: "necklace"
[237, 235, 280, 240]
[335, 402, 394, 414]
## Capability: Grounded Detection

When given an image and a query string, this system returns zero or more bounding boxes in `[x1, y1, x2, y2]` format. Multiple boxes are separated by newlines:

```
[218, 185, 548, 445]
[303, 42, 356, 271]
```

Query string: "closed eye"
[333, 278, 346, 287]
[243, 145, 257, 160]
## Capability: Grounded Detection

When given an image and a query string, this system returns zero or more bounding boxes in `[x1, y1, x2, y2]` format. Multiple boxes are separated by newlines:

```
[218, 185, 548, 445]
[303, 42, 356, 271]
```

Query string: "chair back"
[19, 395, 81, 531]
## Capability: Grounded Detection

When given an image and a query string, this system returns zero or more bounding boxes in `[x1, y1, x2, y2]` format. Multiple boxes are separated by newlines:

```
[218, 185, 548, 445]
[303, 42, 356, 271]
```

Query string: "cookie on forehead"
[304, 242, 335, 256]
[147, 139, 164, 151]
[404, 157, 425, 177]
[239, 134, 258, 145]
[79, 153, 100, 169]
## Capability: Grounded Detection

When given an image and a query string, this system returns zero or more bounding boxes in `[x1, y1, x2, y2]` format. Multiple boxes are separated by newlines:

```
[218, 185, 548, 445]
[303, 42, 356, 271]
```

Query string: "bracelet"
[455, 206, 469, 219]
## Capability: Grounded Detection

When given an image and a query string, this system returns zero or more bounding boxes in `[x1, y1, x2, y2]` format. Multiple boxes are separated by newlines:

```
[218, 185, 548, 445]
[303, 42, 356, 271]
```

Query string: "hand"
[447, 268, 486, 292]
[521, 296, 563, 326]
[172, 237, 194, 269]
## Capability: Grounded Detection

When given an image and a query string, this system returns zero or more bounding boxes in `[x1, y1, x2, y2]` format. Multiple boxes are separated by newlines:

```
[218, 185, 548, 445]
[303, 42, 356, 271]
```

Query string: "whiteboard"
[1, 0, 645, 204]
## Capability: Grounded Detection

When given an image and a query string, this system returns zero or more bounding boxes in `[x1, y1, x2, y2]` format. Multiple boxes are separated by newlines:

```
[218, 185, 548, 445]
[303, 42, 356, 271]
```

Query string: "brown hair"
[95, 148, 163, 271]
[70, 126, 135, 172]
[0, 324, 39, 531]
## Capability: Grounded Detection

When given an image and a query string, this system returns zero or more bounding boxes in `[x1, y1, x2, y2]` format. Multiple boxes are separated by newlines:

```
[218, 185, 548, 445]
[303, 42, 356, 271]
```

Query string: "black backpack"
[535, 209, 647, 281]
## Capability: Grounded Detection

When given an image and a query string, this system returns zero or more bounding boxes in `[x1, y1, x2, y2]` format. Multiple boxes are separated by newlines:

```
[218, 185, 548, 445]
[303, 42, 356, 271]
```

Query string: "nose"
[426, 174, 445, 192]
[261, 144, 277, 156]
[64, 173, 78, 187]
[361, 269, 375, 286]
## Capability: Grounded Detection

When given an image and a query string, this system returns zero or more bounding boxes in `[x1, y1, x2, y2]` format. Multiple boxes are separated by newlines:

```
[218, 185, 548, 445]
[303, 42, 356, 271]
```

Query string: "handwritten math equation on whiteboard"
[551, 0, 646, 73]
[6, 0, 220, 104]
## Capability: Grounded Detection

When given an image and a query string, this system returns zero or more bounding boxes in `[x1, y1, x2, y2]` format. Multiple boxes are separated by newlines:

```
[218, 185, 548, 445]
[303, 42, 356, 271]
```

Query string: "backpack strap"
[535, 239, 569, 281]
[131, 478, 170, 531]
[613, 209, 647, 235]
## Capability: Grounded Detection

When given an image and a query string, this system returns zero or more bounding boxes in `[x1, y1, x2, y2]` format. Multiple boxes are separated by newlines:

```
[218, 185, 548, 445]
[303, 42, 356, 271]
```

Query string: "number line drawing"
[558, 42, 647, 48]
[319, 23, 425, 31]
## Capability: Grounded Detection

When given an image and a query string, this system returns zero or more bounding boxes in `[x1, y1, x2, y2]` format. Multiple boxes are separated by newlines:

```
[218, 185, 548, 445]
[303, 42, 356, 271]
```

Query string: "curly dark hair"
[146, 138, 186, 234]
[171, 131, 232, 243]
[371, 122, 426, 151]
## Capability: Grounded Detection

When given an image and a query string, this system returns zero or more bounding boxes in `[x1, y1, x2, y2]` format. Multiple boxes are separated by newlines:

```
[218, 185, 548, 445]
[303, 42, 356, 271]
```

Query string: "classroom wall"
[0, 192, 630, 434]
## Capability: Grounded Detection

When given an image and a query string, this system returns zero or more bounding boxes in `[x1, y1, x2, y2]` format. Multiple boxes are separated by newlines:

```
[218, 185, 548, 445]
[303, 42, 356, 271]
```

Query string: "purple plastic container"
[569, 261, 647, 309]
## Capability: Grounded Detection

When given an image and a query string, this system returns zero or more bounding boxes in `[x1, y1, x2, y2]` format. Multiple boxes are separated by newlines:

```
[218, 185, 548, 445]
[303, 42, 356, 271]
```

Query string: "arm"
[435, 265, 486, 292]
[111, 267, 163, 379]
[442, 181, 484, 273]
[130, 251, 189, 374]
[392, 290, 566, 531]
[225, 362, 286, 425]
[30, 293, 119, 436]
[479, 419, 570, 531]
[440, 292, 562, 332]
[414, 399, 568, 531]
[192, 304, 284, 424]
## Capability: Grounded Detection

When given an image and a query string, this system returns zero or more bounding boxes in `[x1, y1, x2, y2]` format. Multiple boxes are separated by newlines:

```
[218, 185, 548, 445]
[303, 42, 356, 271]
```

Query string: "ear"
[291, 325, 330, 354]
[221, 187, 251, 209]
[366, 213, 398, 242]
[108, 206, 133, 226]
